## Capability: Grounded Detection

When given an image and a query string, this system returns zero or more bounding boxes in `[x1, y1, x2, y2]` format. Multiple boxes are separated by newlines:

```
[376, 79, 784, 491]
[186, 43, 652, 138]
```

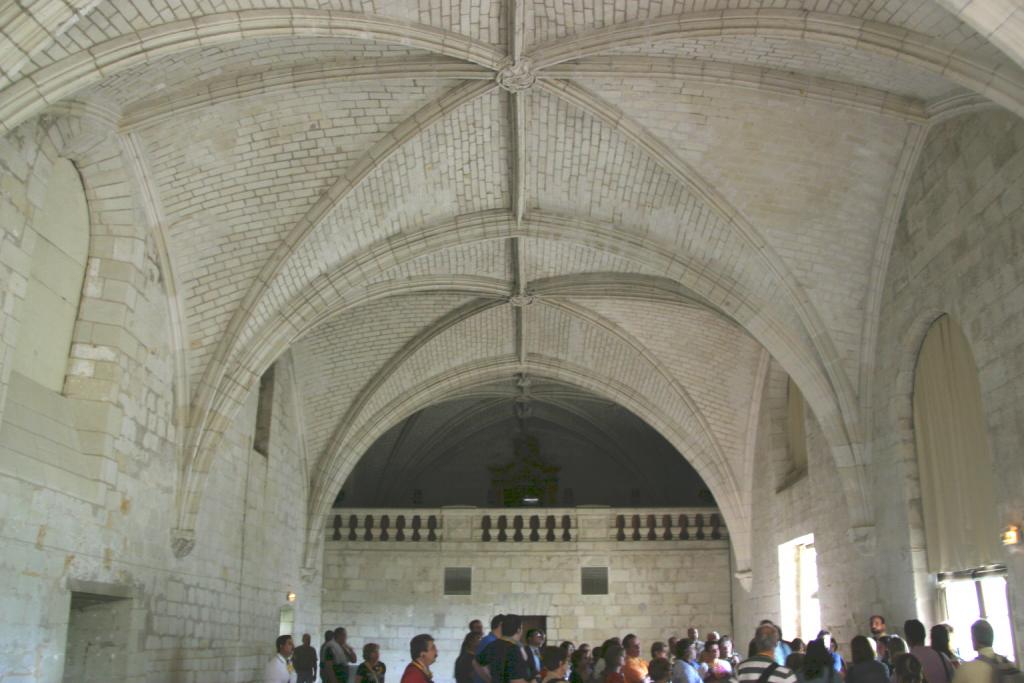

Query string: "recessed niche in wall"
[581, 566, 608, 595]
[253, 364, 275, 457]
[444, 567, 472, 595]
[63, 590, 132, 683]
[13, 157, 89, 392]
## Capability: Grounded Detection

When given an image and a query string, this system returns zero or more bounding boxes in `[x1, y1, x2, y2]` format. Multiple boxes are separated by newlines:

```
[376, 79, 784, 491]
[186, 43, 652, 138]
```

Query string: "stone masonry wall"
[323, 515, 732, 683]
[0, 114, 57, 430]
[732, 360, 878, 651]
[734, 109, 1024, 657]
[870, 108, 1024, 659]
[0, 114, 320, 683]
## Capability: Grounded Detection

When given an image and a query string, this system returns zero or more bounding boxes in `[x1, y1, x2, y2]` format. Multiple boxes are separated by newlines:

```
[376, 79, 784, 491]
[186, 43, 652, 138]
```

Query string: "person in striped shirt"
[735, 625, 798, 683]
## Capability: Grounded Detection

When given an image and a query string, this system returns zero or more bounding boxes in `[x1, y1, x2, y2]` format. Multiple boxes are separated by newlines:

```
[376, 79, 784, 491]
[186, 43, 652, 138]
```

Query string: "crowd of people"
[264, 615, 1021, 683]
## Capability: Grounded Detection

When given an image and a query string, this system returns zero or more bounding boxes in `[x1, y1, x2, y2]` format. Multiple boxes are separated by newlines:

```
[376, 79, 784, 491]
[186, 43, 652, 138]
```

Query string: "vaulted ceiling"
[5, 0, 1022, 568]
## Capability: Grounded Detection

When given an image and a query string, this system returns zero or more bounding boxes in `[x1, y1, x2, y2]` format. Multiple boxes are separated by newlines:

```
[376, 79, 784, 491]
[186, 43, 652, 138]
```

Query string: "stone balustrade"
[324, 506, 727, 545]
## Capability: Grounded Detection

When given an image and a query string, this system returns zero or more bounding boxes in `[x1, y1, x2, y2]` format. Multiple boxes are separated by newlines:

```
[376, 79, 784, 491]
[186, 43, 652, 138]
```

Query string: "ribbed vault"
[284, 266, 769, 569]
[4, 0, 1020, 573]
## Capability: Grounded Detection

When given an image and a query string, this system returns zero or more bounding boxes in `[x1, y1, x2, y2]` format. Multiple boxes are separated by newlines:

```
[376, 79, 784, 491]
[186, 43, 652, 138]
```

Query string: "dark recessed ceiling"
[337, 377, 715, 508]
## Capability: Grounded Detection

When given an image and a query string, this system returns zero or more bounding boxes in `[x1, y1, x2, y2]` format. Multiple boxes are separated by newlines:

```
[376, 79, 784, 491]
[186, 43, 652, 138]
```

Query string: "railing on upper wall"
[329, 511, 442, 542]
[324, 507, 728, 546]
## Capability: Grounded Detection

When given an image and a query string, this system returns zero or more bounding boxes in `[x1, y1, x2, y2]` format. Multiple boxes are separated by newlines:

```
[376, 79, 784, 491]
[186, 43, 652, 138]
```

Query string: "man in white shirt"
[952, 620, 1023, 683]
[266, 634, 298, 683]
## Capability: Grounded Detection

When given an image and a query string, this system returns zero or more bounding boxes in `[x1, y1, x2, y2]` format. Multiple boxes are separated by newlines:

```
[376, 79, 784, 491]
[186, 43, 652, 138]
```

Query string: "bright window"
[941, 570, 1014, 661]
[278, 605, 294, 636]
[779, 533, 821, 642]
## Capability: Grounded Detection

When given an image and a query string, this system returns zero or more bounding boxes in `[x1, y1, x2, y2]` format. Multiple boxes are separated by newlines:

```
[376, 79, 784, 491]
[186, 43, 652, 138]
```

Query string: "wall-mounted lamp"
[287, 591, 297, 603]
[1001, 524, 1021, 547]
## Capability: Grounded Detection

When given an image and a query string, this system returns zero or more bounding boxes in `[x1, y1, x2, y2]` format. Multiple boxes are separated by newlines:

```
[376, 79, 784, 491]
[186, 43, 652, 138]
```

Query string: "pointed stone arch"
[303, 355, 752, 572]
[175, 210, 869, 559]
[315, 292, 735, 517]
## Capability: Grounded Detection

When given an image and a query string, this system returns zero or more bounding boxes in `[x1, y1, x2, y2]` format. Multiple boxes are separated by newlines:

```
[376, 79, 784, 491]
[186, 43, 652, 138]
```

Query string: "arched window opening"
[12, 158, 89, 392]
[912, 314, 1000, 572]
[784, 377, 808, 482]
[253, 363, 276, 457]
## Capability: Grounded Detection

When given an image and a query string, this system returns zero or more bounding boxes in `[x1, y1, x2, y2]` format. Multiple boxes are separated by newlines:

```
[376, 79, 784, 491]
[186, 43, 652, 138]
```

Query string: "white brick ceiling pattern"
[3, 0, 1022, 567]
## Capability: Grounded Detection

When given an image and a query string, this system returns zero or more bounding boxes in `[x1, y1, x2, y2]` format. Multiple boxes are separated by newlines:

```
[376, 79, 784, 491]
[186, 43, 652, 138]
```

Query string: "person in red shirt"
[401, 634, 438, 683]
[603, 645, 627, 683]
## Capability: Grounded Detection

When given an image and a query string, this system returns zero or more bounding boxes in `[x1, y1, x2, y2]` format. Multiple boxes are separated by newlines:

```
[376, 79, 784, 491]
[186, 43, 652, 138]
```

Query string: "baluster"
[481, 515, 492, 542]
[647, 514, 658, 540]
[497, 516, 508, 542]
[561, 515, 572, 541]
[396, 515, 406, 541]
[363, 515, 374, 541]
[710, 513, 722, 540]
[695, 513, 705, 540]
[545, 515, 556, 542]
[427, 515, 438, 541]
[411, 515, 422, 541]
[379, 514, 390, 541]
[616, 515, 626, 541]
[662, 514, 673, 540]
[679, 514, 690, 540]
[513, 516, 524, 542]
[332, 514, 342, 541]
[348, 515, 358, 541]
[529, 515, 540, 542]
[631, 514, 641, 541]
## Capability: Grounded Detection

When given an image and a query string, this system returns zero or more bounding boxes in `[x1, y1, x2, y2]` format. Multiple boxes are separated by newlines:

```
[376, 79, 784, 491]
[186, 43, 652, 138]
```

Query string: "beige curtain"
[787, 378, 808, 474]
[913, 315, 1001, 572]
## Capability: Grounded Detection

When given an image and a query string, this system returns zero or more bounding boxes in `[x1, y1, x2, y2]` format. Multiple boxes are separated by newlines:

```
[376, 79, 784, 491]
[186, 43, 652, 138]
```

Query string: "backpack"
[977, 654, 1024, 683]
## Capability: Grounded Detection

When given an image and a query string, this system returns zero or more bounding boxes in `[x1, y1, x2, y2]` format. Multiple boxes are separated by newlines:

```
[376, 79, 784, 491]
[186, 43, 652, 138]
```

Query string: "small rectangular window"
[253, 365, 275, 456]
[581, 567, 608, 595]
[444, 567, 472, 595]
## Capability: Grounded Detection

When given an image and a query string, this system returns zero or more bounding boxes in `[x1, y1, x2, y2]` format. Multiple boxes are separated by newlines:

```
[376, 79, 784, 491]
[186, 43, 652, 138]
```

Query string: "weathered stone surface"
[0, 3, 1022, 681]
